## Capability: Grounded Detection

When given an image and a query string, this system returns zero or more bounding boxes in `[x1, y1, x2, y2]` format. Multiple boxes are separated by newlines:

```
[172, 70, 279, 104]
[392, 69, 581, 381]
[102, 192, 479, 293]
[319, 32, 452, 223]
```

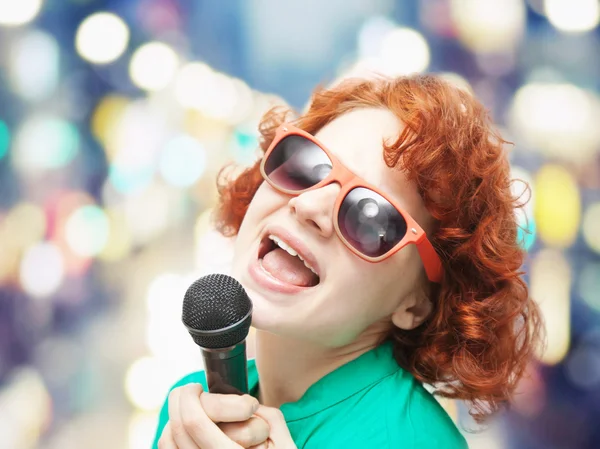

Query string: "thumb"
[254, 406, 296, 448]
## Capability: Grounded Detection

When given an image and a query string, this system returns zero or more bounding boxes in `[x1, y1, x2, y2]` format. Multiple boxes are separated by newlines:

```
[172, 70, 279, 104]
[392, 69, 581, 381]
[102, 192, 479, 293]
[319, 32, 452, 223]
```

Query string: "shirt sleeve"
[150, 371, 208, 449]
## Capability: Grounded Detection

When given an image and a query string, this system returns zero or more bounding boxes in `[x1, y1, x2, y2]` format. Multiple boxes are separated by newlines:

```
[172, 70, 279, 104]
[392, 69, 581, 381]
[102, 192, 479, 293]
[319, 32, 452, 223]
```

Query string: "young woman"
[152, 74, 542, 449]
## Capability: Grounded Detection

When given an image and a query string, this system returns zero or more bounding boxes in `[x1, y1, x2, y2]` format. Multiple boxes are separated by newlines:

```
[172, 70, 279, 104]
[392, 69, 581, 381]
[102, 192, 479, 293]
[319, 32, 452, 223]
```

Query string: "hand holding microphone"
[158, 274, 297, 449]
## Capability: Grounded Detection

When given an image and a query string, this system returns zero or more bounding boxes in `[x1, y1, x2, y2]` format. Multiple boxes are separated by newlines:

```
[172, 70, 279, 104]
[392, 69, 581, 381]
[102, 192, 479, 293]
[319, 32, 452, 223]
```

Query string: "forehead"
[313, 108, 407, 192]
[312, 108, 432, 228]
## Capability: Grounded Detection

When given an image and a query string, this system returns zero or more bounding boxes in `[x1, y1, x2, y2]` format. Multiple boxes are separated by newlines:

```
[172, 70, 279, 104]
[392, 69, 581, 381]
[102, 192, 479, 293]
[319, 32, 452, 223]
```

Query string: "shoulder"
[382, 370, 468, 449]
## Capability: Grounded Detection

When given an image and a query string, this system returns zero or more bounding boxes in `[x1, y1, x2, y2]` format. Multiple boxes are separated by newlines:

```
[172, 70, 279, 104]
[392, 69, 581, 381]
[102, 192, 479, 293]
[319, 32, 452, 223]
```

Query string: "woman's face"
[231, 108, 435, 347]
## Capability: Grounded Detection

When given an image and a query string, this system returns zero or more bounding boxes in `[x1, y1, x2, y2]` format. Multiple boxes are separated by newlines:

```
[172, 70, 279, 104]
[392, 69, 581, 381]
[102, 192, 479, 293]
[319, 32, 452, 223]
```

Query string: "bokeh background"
[0, 0, 599, 448]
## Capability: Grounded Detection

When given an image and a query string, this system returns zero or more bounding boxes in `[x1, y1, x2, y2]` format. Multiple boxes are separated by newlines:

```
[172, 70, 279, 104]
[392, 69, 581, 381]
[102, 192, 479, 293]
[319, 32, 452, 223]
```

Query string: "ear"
[391, 291, 432, 330]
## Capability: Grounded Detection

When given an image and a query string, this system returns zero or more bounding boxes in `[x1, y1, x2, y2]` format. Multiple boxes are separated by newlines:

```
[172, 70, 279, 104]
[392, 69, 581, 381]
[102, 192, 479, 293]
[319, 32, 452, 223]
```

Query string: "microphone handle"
[201, 341, 249, 395]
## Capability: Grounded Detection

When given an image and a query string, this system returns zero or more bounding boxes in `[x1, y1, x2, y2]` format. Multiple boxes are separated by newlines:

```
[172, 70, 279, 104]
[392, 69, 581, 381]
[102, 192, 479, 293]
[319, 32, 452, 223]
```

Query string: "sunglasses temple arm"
[415, 238, 444, 284]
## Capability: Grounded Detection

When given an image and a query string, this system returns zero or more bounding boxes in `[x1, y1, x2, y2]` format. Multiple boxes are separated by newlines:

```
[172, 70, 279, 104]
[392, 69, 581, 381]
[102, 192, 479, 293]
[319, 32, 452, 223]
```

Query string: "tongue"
[261, 248, 319, 287]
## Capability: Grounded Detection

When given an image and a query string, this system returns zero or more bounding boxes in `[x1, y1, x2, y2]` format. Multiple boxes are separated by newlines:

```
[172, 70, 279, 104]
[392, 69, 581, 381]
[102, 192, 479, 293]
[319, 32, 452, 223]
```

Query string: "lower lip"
[248, 257, 316, 294]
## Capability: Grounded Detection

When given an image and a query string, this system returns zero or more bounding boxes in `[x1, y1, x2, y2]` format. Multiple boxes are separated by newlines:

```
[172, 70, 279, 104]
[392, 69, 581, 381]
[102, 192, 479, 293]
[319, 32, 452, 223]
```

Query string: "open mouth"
[257, 234, 320, 287]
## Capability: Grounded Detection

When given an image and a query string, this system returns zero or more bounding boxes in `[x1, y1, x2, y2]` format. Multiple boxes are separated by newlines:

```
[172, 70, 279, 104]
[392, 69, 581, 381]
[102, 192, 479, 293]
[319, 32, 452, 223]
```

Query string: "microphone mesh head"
[182, 274, 252, 349]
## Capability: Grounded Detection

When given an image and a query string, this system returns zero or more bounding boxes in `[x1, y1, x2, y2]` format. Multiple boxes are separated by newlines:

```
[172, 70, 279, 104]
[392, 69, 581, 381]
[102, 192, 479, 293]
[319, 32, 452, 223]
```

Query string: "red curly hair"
[213, 74, 543, 423]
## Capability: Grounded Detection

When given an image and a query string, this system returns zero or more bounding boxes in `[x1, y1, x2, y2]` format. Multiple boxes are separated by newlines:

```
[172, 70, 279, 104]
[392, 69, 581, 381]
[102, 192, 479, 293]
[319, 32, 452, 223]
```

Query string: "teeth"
[268, 234, 318, 276]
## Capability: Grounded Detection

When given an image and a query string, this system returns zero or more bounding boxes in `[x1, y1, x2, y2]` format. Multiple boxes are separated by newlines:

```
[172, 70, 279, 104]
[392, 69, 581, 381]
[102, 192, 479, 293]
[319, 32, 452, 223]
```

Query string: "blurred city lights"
[582, 202, 600, 254]
[530, 249, 571, 365]
[450, 0, 526, 53]
[128, 412, 159, 449]
[379, 27, 430, 75]
[19, 241, 65, 298]
[511, 166, 536, 251]
[534, 165, 581, 248]
[230, 125, 260, 166]
[65, 205, 110, 257]
[544, 0, 600, 33]
[159, 134, 206, 188]
[98, 209, 132, 262]
[357, 16, 397, 58]
[4, 202, 47, 249]
[8, 30, 59, 101]
[125, 356, 175, 411]
[0, 0, 43, 26]
[438, 72, 473, 93]
[565, 330, 600, 389]
[0, 120, 10, 161]
[91, 95, 131, 158]
[13, 114, 79, 173]
[123, 182, 177, 245]
[75, 12, 130, 64]
[174, 63, 252, 122]
[0, 369, 51, 448]
[509, 83, 600, 163]
[129, 42, 179, 91]
[579, 262, 600, 312]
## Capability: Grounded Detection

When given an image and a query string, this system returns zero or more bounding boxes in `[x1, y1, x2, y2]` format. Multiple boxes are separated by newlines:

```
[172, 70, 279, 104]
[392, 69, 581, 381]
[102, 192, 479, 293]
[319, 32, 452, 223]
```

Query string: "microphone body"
[182, 274, 253, 395]
[201, 341, 248, 394]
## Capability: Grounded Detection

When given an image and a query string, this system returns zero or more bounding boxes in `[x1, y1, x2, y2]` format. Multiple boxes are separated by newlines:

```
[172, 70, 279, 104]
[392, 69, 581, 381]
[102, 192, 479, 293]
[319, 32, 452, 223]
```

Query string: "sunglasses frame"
[259, 123, 444, 283]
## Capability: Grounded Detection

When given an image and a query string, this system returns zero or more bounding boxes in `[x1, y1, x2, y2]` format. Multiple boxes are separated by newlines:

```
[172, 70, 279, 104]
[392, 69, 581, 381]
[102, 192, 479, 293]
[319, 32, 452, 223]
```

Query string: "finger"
[167, 388, 199, 449]
[200, 392, 259, 423]
[178, 383, 242, 449]
[157, 422, 178, 449]
[248, 442, 270, 449]
[218, 416, 270, 448]
[254, 406, 295, 448]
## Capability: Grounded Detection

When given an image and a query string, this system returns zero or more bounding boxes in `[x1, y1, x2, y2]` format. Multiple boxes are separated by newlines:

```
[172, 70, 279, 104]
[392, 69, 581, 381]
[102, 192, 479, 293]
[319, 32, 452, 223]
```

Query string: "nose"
[288, 183, 340, 238]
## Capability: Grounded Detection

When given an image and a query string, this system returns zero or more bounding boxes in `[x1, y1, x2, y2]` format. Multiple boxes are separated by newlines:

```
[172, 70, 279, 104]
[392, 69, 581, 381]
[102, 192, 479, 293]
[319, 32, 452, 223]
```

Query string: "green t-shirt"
[152, 342, 468, 448]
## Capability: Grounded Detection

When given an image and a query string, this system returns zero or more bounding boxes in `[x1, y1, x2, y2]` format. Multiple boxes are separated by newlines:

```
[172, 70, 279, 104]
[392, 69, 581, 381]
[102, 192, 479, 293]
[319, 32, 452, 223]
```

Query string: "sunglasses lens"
[264, 135, 333, 191]
[338, 187, 407, 258]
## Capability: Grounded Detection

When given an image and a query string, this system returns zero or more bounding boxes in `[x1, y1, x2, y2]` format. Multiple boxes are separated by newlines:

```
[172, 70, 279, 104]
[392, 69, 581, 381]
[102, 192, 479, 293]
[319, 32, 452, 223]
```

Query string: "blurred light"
[565, 330, 600, 389]
[109, 164, 155, 195]
[534, 165, 580, 248]
[358, 16, 397, 58]
[98, 209, 132, 262]
[0, 368, 51, 449]
[128, 412, 159, 449]
[438, 72, 473, 93]
[582, 202, 600, 253]
[0, 0, 43, 26]
[91, 95, 131, 158]
[545, 0, 600, 33]
[107, 100, 169, 194]
[9, 30, 59, 101]
[75, 12, 130, 64]
[13, 114, 79, 173]
[511, 166, 536, 251]
[195, 213, 235, 276]
[124, 182, 177, 245]
[579, 262, 600, 312]
[0, 120, 10, 161]
[65, 205, 110, 257]
[174, 63, 253, 122]
[19, 241, 65, 298]
[5, 202, 47, 249]
[129, 42, 178, 91]
[379, 27, 430, 75]
[230, 125, 260, 166]
[531, 249, 571, 365]
[509, 83, 600, 164]
[158, 134, 206, 188]
[125, 357, 175, 411]
[450, 0, 526, 53]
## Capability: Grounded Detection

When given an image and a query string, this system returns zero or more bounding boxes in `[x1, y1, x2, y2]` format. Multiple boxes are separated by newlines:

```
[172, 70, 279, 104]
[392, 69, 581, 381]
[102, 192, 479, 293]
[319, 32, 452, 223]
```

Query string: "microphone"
[182, 274, 253, 395]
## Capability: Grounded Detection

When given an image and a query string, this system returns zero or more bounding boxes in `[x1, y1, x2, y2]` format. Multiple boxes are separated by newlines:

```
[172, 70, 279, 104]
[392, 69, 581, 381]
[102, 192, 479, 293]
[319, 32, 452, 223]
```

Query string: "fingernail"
[252, 399, 260, 413]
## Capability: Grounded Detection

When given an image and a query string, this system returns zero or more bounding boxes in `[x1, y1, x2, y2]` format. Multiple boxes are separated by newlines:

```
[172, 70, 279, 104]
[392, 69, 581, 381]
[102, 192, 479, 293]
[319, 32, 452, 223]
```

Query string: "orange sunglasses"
[259, 123, 444, 283]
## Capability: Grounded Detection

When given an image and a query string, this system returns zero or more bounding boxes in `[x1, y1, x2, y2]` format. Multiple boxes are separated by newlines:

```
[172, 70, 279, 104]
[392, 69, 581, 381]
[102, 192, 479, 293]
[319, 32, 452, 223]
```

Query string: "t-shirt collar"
[253, 341, 400, 421]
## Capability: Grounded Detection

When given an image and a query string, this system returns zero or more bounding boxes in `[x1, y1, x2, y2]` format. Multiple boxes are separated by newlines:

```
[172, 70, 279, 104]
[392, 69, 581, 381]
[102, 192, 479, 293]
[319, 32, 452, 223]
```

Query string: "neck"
[253, 329, 384, 408]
